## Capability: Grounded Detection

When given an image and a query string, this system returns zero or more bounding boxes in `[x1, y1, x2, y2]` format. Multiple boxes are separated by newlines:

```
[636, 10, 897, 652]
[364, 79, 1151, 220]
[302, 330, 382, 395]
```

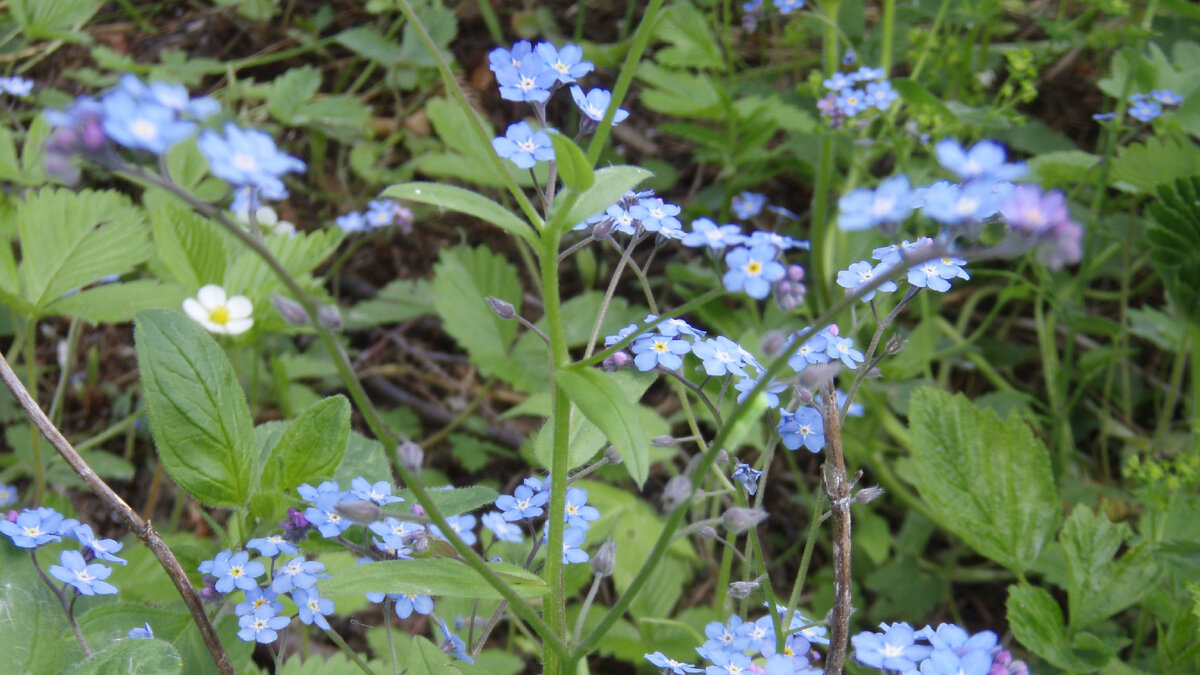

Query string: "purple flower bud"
[787, 263, 805, 282]
[271, 294, 309, 325]
[652, 435, 676, 447]
[699, 525, 718, 540]
[397, 441, 424, 473]
[317, 304, 343, 330]
[486, 296, 516, 319]
[662, 475, 692, 511]
[411, 504, 426, 517]
[722, 507, 768, 534]
[590, 538, 616, 577]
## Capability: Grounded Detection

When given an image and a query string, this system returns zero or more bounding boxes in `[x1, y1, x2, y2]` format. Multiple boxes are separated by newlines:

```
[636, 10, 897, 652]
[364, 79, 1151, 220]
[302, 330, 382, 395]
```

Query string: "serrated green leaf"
[382, 182, 537, 245]
[653, 2, 725, 71]
[1112, 137, 1200, 193]
[333, 431, 393, 487]
[334, 26, 408, 65]
[636, 62, 722, 119]
[15, 188, 151, 314]
[1147, 176, 1200, 324]
[262, 396, 350, 493]
[223, 228, 343, 301]
[1060, 505, 1162, 628]
[9, 0, 99, 42]
[549, 166, 653, 235]
[558, 368, 650, 486]
[321, 558, 547, 599]
[345, 278, 434, 329]
[152, 202, 232, 290]
[135, 310, 256, 507]
[1007, 582, 1114, 671]
[45, 280, 188, 323]
[432, 245, 522, 377]
[907, 387, 1059, 573]
[549, 131, 594, 192]
[0, 126, 22, 183]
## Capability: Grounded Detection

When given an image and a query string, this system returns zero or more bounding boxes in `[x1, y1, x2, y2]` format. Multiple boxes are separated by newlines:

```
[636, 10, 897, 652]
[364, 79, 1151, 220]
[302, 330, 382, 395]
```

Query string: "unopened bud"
[409, 530, 430, 553]
[698, 525, 719, 540]
[336, 499, 381, 525]
[317, 304, 343, 331]
[854, 486, 885, 504]
[760, 330, 787, 357]
[591, 539, 616, 577]
[662, 475, 692, 511]
[787, 263, 805, 282]
[410, 504, 426, 517]
[722, 507, 769, 534]
[397, 441, 424, 473]
[272, 294, 310, 325]
[592, 218, 615, 239]
[486, 296, 516, 319]
[885, 336, 906, 355]
[715, 449, 730, 464]
[728, 580, 760, 599]
[603, 446, 623, 465]
[652, 435, 676, 447]
[602, 351, 631, 372]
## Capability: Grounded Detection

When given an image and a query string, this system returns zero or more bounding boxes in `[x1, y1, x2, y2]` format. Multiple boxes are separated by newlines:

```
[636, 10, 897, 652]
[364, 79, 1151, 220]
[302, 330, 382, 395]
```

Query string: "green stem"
[810, 0, 842, 308]
[324, 627, 377, 675]
[541, 225, 572, 675]
[880, 0, 897, 73]
[47, 318, 80, 428]
[392, 0, 543, 230]
[26, 316, 44, 503]
[1191, 325, 1200, 453]
[584, 0, 666, 165]
[112, 163, 563, 657]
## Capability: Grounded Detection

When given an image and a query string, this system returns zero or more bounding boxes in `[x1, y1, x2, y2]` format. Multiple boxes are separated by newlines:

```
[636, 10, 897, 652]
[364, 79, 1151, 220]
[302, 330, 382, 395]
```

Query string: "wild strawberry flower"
[183, 285, 254, 336]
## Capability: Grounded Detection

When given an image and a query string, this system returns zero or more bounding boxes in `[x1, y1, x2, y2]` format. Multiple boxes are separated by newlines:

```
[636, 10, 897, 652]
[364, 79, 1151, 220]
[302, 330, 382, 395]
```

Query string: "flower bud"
[317, 304, 343, 331]
[854, 486, 885, 504]
[728, 580, 759, 599]
[652, 435, 676, 447]
[715, 449, 729, 465]
[760, 330, 788, 357]
[336, 499, 381, 525]
[698, 525, 718, 540]
[885, 335, 906, 355]
[410, 504, 426, 517]
[271, 294, 310, 325]
[603, 445, 623, 465]
[722, 507, 769, 534]
[661, 475, 692, 511]
[409, 530, 430, 554]
[591, 538, 616, 577]
[592, 217, 615, 239]
[397, 441, 424, 474]
[602, 351, 631, 372]
[486, 296, 516, 319]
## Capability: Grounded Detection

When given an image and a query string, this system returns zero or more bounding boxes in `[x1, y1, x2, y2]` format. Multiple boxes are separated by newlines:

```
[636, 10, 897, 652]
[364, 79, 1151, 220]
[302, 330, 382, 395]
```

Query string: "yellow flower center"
[746, 262, 763, 276]
[209, 305, 230, 325]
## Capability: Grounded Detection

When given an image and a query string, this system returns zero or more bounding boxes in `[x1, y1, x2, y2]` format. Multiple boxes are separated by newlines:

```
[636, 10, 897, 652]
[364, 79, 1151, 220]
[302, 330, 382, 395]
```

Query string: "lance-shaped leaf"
[135, 310, 256, 507]
[383, 182, 538, 245]
[558, 367, 650, 486]
[321, 558, 547, 599]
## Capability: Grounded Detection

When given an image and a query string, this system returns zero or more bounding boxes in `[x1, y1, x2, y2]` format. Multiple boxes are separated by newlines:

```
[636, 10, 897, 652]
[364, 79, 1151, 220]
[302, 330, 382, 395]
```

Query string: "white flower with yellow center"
[183, 285, 254, 335]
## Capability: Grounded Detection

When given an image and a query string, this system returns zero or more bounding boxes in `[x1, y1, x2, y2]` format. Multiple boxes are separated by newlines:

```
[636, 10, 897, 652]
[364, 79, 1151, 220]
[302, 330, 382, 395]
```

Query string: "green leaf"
[335, 26, 409, 65]
[15, 188, 151, 315]
[1112, 137, 1200, 193]
[387, 485, 499, 518]
[223, 228, 343, 301]
[1060, 504, 1162, 628]
[67, 640, 183, 675]
[9, 0, 99, 42]
[636, 62, 722, 119]
[151, 202, 232, 289]
[1147, 176, 1200, 324]
[135, 310, 256, 507]
[321, 558, 548, 599]
[549, 166, 654, 235]
[407, 636, 457, 675]
[533, 371, 656, 472]
[261, 396, 350, 494]
[77, 602, 252, 675]
[558, 368, 650, 486]
[0, 544, 73, 674]
[907, 387, 1059, 573]
[548, 132, 594, 192]
[432, 245, 522, 377]
[652, 2, 725, 71]
[45, 280, 188, 323]
[333, 431, 393, 487]
[345, 278, 434, 329]
[890, 78, 954, 121]
[1007, 582, 1114, 671]
[382, 182, 537, 245]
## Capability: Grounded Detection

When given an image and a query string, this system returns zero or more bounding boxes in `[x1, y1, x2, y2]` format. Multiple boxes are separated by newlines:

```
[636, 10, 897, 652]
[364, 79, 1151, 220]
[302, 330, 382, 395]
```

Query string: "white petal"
[225, 296, 253, 320]
[196, 285, 227, 310]
[182, 298, 209, 324]
[224, 318, 253, 335]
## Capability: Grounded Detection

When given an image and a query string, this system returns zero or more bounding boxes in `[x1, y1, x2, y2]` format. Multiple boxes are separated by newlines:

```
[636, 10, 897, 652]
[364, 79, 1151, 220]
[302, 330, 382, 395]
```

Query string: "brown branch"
[820, 378, 853, 675]
[0, 353, 235, 675]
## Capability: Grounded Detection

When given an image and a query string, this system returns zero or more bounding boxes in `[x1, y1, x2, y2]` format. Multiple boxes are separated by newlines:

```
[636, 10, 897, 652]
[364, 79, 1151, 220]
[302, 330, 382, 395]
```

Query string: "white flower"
[183, 285, 254, 335]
